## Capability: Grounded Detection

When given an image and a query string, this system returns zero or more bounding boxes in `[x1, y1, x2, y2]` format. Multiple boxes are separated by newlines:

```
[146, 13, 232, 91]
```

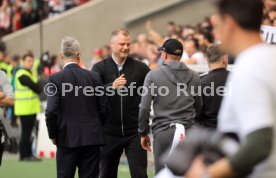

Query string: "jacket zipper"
[121, 95, 124, 136]
[118, 70, 124, 136]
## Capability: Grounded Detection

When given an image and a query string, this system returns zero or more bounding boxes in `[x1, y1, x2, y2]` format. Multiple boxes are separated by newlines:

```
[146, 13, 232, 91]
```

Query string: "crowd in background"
[1, 14, 219, 83]
[89, 17, 217, 71]
[0, 0, 91, 37]
[0, 0, 275, 65]
[263, 0, 276, 26]
[89, 0, 276, 70]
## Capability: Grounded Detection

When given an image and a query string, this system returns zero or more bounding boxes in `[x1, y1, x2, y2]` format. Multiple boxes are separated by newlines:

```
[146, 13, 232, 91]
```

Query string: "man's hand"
[185, 155, 206, 178]
[51, 139, 56, 145]
[145, 20, 153, 31]
[0, 97, 14, 107]
[112, 74, 127, 89]
[185, 155, 235, 178]
[0, 92, 5, 100]
[140, 135, 152, 152]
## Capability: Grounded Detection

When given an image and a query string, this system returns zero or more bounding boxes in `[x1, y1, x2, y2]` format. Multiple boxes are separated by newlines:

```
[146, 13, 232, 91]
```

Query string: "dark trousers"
[9, 106, 18, 127]
[0, 142, 3, 166]
[100, 133, 148, 178]
[57, 145, 100, 178]
[19, 114, 36, 159]
[153, 127, 176, 174]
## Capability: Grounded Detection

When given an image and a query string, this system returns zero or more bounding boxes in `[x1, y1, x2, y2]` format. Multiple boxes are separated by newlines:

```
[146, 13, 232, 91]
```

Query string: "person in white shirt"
[185, 0, 276, 178]
[180, 39, 206, 65]
[0, 70, 14, 166]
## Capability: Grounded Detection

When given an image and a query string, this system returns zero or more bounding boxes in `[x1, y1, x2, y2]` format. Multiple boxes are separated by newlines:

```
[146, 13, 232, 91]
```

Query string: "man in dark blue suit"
[45, 37, 109, 178]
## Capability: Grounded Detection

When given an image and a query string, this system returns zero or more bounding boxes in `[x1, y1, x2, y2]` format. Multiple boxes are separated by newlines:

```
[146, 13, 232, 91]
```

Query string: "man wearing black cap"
[138, 39, 202, 174]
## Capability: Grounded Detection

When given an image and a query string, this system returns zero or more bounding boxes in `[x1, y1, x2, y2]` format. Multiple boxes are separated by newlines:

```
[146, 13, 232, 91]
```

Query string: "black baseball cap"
[158, 39, 183, 56]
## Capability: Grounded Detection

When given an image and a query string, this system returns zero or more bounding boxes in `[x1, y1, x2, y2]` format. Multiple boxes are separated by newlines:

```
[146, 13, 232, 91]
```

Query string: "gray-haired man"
[199, 44, 229, 129]
[46, 37, 109, 178]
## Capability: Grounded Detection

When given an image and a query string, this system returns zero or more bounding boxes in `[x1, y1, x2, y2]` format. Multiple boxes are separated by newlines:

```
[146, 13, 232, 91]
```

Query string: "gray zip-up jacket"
[138, 61, 202, 137]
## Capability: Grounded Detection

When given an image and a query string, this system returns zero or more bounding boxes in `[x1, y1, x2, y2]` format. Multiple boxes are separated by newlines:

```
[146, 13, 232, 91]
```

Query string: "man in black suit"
[199, 44, 229, 129]
[92, 28, 150, 178]
[45, 37, 109, 178]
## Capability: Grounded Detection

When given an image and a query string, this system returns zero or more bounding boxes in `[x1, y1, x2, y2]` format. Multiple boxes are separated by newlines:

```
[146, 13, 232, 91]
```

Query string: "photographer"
[185, 0, 276, 178]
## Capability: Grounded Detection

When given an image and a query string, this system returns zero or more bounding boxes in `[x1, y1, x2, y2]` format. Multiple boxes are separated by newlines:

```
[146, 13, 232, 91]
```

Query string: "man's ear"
[224, 15, 237, 34]
[164, 52, 168, 60]
[222, 55, 228, 66]
[77, 52, 81, 60]
[110, 40, 114, 49]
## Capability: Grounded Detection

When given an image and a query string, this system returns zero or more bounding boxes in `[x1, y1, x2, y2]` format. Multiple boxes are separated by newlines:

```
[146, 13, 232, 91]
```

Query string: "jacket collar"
[108, 56, 131, 70]
[63, 62, 79, 69]
[209, 67, 227, 73]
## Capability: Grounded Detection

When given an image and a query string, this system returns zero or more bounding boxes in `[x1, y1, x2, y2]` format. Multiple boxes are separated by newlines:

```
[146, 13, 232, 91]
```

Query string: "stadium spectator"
[75, 0, 90, 6]
[181, 39, 206, 64]
[88, 48, 103, 70]
[145, 42, 159, 70]
[269, 5, 276, 26]
[166, 21, 178, 36]
[264, 0, 276, 10]
[101, 45, 111, 59]
[0, 0, 12, 37]
[129, 40, 146, 62]
[48, 0, 64, 18]
[263, 11, 273, 26]
[0, 0, 91, 37]
[194, 30, 214, 53]
[145, 21, 164, 46]
[20, 2, 39, 28]
[43, 54, 62, 77]
[11, 2, 21, 32]
[63, 0, 75, 10]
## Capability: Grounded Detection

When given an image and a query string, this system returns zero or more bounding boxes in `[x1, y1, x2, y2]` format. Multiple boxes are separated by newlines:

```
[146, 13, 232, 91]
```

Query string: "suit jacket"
[45, 63, 109, 148]
[199, 68, 229, 128]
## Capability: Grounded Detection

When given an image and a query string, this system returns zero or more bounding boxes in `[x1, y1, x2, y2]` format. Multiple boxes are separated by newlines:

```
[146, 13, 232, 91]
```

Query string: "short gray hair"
[60, 37, 80, 59]
[206, 43, 226, 64]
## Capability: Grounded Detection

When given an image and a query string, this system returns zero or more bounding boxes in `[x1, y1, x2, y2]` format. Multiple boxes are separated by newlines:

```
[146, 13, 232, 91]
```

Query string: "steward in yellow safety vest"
[14, 53, 42, 161]
[14, 69, 41, 115]
[14, 60, 41, 116]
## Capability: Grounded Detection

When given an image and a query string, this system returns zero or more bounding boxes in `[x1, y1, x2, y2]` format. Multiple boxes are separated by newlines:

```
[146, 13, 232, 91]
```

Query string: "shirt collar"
[112, 54, 126, 70]
[63, 62, 79, 69]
